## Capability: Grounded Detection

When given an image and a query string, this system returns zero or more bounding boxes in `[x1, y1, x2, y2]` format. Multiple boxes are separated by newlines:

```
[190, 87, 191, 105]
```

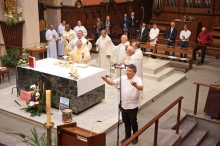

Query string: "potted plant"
[5, 13, 19, 27]
[0, 48, 20, 67]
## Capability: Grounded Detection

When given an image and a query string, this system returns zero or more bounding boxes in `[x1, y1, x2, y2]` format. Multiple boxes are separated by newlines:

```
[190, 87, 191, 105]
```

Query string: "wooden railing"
[121, 96, 184, 146]
[193, 82, 220, 115]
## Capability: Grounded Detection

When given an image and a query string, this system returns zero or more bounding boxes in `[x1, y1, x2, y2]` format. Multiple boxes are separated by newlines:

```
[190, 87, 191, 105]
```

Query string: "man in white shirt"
[149, 23, 160, 51]
[179, 24, 191, 58]
[45, 24, 59, 59]
[101, 64, 143, 145]
[57, 21, 66, 56]
[73, 21, 87, 37]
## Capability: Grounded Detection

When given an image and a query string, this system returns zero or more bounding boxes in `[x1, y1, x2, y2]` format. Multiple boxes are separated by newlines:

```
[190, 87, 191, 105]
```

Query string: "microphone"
[58, 127, 63, 134]
[90, 120, 102, 136]
[112, 63, 117, 67]
[141, 6, 144, 9]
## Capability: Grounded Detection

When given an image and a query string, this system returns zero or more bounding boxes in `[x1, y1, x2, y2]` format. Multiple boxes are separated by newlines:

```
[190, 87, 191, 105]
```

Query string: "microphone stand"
[113, 64, 126, 146]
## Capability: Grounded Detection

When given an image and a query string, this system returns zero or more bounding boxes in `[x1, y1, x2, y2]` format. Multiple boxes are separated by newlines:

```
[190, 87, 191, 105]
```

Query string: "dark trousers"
[94, 33, 100, 42]
[121, 107, 138, 138]
[193, 45, 207, 63]
[180, 41, 188, 58]
[166, 41, 175, 56]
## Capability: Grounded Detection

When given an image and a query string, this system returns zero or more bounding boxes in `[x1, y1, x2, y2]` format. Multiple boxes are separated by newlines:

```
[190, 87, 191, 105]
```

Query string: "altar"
[17, 58, 105, 114]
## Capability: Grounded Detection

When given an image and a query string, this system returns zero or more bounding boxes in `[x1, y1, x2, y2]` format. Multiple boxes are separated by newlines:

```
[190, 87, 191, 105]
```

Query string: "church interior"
[0, 0, 220, 146]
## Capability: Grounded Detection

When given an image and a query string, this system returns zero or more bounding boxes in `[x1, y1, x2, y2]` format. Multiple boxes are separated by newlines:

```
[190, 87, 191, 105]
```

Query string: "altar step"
[143, 67, 174, 82]
[143, 58, 170, 74]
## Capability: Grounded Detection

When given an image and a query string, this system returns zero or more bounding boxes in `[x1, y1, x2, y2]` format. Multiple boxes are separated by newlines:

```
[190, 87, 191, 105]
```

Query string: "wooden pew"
[153, 45, 193, 71]
[206, 39, 220, 58]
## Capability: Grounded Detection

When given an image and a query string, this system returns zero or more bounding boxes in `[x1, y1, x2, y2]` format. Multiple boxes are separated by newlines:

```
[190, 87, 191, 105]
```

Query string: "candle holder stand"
[69, 72, 79, 79]
[43, 122, 54, 146]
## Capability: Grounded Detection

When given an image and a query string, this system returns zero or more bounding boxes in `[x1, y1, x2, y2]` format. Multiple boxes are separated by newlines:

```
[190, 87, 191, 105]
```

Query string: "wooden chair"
[0, 68, 10, 84]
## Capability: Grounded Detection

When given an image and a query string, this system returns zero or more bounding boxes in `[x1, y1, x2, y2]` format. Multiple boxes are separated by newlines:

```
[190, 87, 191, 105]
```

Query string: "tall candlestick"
[46, 90, 51, 126]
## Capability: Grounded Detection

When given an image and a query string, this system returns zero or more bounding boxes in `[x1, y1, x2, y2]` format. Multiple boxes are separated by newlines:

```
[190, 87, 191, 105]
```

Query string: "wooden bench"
[154, 45, 193, 71]
[150, 19, 171, 27]
[206, 39, 220, 58]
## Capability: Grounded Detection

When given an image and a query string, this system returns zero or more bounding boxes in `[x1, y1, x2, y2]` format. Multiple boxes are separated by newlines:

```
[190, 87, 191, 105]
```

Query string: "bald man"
[193, 27, 213, 65]
[110, 35, 130, 78]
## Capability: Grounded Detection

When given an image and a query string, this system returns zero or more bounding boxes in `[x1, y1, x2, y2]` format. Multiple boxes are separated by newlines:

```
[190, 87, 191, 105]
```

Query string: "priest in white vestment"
[96, 30, 112, 76]
[57, 21, 66, 56]
[46, 24, 59, 59]
[66, 30, 92, 51]
[61, 24, 75, 55]
[73, 20, 87, 37]
[68, 40, 91, 64]
[132, 41, 143, 79]
[110, 35, 130, 78]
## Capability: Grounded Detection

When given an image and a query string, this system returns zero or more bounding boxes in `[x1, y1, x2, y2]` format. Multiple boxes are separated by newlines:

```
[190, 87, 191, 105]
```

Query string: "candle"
[70, 65, 74, 74]
[75, 68, 78, 76]
[46, 90, 51, 126]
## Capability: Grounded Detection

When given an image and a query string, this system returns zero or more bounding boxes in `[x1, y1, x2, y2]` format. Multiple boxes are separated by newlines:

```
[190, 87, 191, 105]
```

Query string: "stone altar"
[17, 58, 105, 114]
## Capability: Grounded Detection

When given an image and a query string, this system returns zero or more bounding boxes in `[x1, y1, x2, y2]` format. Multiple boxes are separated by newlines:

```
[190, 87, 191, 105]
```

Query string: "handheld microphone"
[141, 6, 144, 9]
[90, 120, 102, 136]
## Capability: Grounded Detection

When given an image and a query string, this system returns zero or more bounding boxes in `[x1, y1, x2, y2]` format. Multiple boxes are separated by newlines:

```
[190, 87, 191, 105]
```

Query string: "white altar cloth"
[21, 58, 105, 96]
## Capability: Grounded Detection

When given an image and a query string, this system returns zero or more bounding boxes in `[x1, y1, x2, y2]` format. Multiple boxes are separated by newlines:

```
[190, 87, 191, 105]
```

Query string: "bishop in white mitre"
[110, 35, 130, 78]
[46, 24, 59, 59]
[57, 21, 65, 56]
[96, 30, 112, 76]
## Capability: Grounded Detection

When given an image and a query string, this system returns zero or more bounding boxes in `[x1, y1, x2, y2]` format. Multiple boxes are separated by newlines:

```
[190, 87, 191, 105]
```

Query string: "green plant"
[9, 127, 57, 146]
[5, 13, 19, 27]
[0, 48, 20, 67]
[17, 49, 28, 66]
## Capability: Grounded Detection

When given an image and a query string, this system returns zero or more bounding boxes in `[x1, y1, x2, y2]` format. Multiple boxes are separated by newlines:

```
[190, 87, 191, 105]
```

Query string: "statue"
[2, 0, 16, 14]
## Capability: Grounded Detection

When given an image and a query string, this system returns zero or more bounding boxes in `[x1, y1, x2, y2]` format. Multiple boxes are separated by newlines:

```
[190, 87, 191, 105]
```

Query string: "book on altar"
[28, 56, 36, 68]
[20, 90, 31, 101]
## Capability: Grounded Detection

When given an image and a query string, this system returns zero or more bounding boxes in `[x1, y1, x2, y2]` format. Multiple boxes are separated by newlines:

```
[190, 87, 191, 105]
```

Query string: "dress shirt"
[149, 27, 160, 41]
[197, 32, 213, 46]
[170, 27, 174, 37]
[113, 76, 142, 109]
[141, 27, 145, 36]
[179, 30, 191, 42]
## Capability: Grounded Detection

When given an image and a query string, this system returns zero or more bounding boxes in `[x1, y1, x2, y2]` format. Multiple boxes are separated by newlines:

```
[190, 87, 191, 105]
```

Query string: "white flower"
[34, 101, 39, 105]
[28, 101, 35, 106]
[30, 84, 36, 89]
[35, 92, 40, 100]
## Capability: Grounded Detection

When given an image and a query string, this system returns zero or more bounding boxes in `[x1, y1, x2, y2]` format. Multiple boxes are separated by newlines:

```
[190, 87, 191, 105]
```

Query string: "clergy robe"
[96, 35, 112, 76]
[57, 23, 65, 56]
[69, 45, 91, 64]
[66, 37, 92, 52]
[134, 48, 143, 79]
[46, 29, 59, 59]
[111, 41, 130, 78]
[62, 29, 74, 55]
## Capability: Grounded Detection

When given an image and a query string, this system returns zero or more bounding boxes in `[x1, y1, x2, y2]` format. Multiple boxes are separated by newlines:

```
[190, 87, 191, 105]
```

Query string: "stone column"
[16, 0, 40, 48]
[0, 1, 6, 66]
[45, 0, 62, 32]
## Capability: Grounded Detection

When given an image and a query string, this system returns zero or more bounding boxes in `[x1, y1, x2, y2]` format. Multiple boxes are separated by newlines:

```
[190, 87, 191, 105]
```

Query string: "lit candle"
[46, 90, 51, 126]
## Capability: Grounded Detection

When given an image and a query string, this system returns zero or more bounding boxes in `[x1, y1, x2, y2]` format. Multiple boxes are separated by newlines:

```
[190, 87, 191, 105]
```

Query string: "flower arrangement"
[5, 12, 19, 27]
[21, 83, 46, 117]
[17, 49, 28, 66]
[17, 7, 23, 17]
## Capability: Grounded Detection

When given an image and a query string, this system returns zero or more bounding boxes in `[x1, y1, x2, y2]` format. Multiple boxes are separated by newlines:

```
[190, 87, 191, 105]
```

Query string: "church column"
[0, 2, 5, 66]
[45, 0, 62, 31]
[16, 0, 40, 48]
